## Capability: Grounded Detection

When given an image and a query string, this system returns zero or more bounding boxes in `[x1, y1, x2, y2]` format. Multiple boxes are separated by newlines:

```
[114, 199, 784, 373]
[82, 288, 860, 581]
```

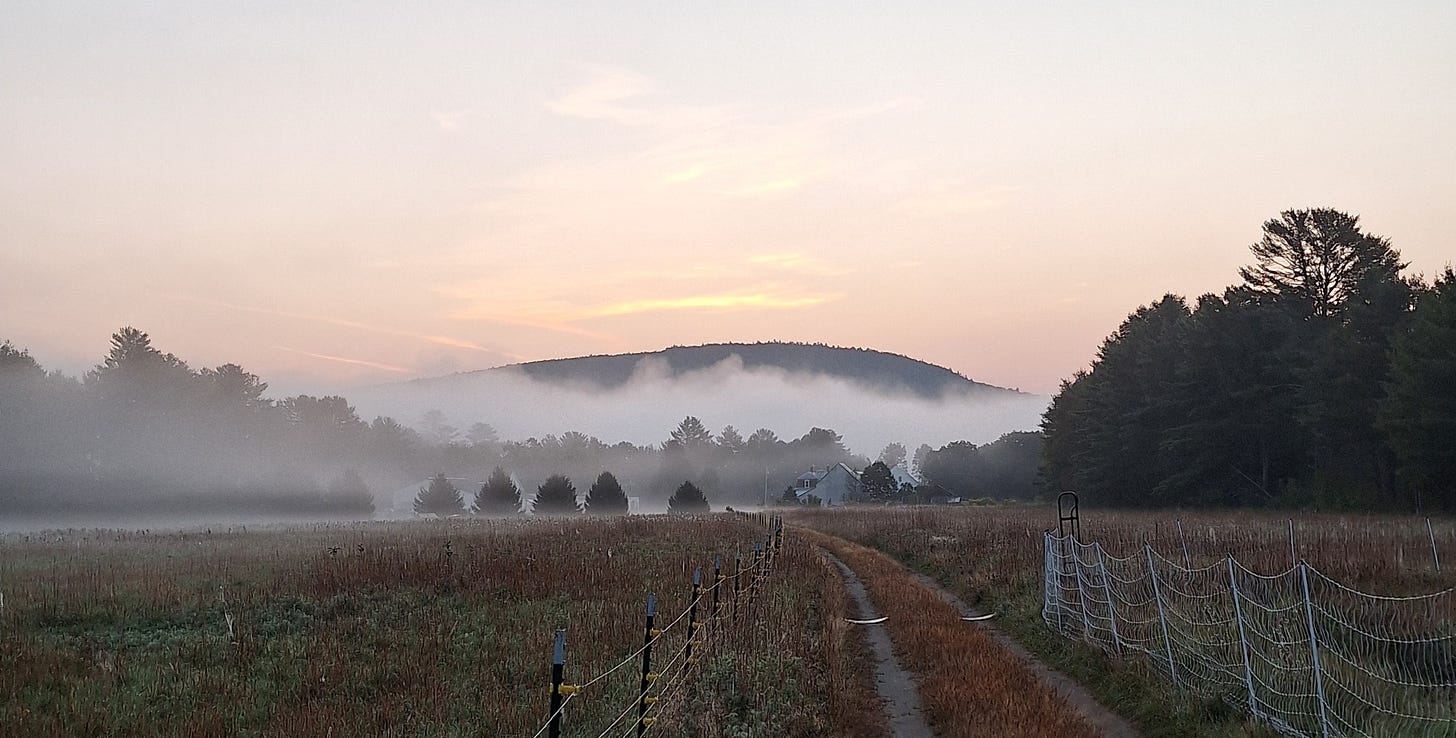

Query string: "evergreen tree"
[878, 442, 907, 468]
[717, 425, 746, 454]
[532, 474, 581, 515]
[1380, 269, 1456, 511]
[911, 443, 933, 480]
[667, 416, 714, 451]
[667, 480, 710, 513]
[584, 471, 630, 514]
[1239, 208, 1404, 319]
[859, 461, 898, 501]
[414, 473, 465, 516]
[474, 466, 523, 515]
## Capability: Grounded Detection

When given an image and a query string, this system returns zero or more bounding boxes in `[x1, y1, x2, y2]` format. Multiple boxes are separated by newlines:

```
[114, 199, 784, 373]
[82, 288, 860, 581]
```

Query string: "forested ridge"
[422, 342, 1025, 399]
[1041, 208, 1456, 511]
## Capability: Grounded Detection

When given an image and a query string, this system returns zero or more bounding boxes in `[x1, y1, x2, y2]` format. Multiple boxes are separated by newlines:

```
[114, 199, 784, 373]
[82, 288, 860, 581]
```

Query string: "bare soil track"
[827, 551, 935, 738]
[812, 529, 1141, 738]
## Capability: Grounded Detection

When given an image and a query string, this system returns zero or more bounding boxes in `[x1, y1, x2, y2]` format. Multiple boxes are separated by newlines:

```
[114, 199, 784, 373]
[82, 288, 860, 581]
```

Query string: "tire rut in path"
[825, 551, 936, 738]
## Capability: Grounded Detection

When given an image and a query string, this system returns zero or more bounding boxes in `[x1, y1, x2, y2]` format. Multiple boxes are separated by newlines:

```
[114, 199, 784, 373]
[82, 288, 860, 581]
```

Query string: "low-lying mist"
[1, 331, 1049, 531]
[354, 355, 1049, 454]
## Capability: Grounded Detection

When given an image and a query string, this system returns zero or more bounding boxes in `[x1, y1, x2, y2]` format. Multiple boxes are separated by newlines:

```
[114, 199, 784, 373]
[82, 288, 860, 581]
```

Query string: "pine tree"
[859, 461, 898, 502]
[584, 471, 629, 515]
[414, 473, 464, 516]
[532, 474, 581, 515]
[474, 466, 522, 515]
[1379, 268, 1456, 511]
[667, 480, 709, 514]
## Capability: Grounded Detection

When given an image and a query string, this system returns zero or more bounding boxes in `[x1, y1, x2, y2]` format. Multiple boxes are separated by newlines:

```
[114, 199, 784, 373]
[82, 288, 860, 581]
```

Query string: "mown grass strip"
[803, 528, 1103, 738]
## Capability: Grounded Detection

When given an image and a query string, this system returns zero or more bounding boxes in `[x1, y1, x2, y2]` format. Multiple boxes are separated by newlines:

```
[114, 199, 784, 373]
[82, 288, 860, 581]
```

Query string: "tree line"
[1, 331, 1035, 519]
[1041, 208, 1456, 512]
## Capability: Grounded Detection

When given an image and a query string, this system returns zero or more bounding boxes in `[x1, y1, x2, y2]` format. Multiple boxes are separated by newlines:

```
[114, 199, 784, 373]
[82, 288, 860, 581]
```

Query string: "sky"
[2, 1, 1453, 396]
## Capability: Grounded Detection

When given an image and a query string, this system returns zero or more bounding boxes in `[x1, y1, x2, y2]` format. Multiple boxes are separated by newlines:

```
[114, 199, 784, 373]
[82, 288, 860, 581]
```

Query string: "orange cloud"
[576, 292, 832, 320]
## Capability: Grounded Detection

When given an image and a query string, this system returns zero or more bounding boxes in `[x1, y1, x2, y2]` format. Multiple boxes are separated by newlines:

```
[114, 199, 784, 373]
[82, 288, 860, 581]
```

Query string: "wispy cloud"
[273, 346, 415, 374]
[547, 67, 728, 129]
[434, 247, 848, 328]
[430, 110, 468, 132]
[527, 66, 914, 201]
[578, 292, 831, 319]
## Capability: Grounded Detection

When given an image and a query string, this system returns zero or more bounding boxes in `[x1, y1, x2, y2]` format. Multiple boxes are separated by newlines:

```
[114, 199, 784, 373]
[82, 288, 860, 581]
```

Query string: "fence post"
[1073, 541, 1092, 640]
[1145, 544, 1179, 685]
[1175, 518, 1191, 569]
[1288, 519, 1297, 569]
[1428, 518, 1442, 574]
[1299, 561, 1331, 738]
[1054, 535, 1065, 631]
[1227, 557, 1258, 718]
[548, 628, 571, 738]
[636, 595, 658, 737]
[1096, 542, 1122, 655]
[1041, 532, 1052, 626]
[712, 555, 723, 622]
[732, 552, 742, 621]
[686, 568, 703, 666]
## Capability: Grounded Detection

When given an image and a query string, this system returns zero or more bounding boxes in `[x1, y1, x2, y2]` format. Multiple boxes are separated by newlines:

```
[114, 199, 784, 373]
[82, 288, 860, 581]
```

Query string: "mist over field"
[355, 354, 1049, 454]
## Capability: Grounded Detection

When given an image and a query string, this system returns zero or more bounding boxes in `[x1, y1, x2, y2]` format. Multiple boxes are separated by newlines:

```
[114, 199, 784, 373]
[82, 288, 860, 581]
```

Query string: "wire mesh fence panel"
[1043, 532, 1456, 738]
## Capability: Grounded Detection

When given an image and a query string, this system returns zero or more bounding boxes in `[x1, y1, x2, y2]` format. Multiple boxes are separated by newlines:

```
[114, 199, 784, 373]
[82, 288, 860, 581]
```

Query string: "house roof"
[889, 463, 920, 487]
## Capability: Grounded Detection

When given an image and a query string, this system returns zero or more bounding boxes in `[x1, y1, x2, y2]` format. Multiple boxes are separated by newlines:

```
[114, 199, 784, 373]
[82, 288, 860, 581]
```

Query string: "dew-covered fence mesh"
[1043, 532, 1456, 737]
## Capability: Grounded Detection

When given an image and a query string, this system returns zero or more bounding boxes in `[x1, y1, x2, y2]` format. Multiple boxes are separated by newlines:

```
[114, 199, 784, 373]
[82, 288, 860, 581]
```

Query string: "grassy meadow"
[0, 514, 879, 738]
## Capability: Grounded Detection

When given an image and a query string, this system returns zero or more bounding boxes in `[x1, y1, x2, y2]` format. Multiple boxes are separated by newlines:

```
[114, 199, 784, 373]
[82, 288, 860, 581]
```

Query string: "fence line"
[1043, 531, 1456, 738]
[530, 512, 785, 738]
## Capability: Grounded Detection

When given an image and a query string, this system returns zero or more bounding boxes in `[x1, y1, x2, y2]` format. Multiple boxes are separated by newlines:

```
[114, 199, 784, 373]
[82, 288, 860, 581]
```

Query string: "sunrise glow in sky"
[3, 2, 1453, 395]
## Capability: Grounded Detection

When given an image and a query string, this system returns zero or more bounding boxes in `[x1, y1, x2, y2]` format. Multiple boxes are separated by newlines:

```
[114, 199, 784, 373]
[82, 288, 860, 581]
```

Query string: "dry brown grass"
[0, 515, 870, 737]
[802, 528, 1102, 738]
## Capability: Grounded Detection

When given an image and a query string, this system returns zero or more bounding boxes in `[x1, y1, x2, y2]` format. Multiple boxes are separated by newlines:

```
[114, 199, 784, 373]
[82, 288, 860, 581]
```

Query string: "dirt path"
[903, 570, 1141, 738]
[821, 532, 1135, 738]
[825, 551, 936, 738]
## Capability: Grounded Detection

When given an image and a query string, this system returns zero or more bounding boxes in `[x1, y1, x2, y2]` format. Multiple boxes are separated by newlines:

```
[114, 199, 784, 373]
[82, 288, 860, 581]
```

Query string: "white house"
[794, 464, 862, 506]
[889, 463, 920, 490]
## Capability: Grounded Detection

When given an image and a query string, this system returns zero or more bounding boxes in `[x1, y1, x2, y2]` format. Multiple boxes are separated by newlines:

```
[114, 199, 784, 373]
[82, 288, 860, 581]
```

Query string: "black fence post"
[548, 628, 568, 738]
[686, 567, 703, 666]
[732, 552, 742, 621]
[711, 555, 723, 628]
[636, 595, 658, 738]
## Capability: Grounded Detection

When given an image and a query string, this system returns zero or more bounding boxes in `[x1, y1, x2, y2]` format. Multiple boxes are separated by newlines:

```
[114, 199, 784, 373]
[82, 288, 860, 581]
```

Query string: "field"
[791, 505, 1456, 738]
[7, 505, 1452, 738]
[0, 514, 881, 738]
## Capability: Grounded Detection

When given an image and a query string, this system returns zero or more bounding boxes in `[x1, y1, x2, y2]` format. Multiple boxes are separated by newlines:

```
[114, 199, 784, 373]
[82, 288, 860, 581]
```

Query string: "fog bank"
[354, 355, 1048, 454]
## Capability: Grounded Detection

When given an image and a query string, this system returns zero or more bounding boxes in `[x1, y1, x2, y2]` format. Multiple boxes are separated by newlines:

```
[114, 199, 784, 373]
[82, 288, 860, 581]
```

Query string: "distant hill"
[419, 343, 1025, 400]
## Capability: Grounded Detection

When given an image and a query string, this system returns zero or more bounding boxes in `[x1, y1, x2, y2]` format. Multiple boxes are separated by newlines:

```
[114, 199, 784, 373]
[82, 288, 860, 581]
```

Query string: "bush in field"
[584, 471, 629, 515]
[668, 480, 709, 513]
[474, 466, 522, 515]
[325, 468, 375, 516]
[414, 473, 465, 516]
[532, 474, 581, 515]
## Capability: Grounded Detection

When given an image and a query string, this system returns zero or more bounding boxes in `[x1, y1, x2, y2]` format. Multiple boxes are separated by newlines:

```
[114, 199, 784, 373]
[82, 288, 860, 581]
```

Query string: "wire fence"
[1043, 531, 1456, 738]
[529, 512, 785, 738]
